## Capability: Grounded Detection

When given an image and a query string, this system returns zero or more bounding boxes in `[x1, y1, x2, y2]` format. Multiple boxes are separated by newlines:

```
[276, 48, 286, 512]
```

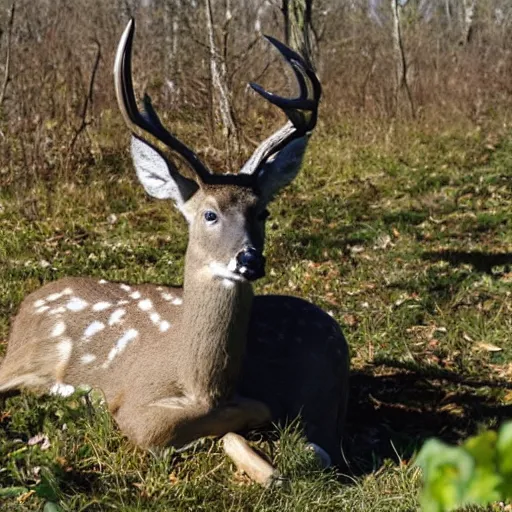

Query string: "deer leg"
[114, 395, 271, 449]
[114, 395, 278, 485]
[222, 432, 279, 487]
[205, 397, 280, 486]
[201, 396, 272, 436]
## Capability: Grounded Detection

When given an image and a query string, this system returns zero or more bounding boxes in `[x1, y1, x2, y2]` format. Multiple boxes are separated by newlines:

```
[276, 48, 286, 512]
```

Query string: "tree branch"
[68, 40, 101, 152]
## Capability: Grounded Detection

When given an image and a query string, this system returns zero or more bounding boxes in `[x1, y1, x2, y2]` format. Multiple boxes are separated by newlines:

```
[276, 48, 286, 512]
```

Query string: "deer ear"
[131, 135, 199, 215]
[256, 136, 308, 204]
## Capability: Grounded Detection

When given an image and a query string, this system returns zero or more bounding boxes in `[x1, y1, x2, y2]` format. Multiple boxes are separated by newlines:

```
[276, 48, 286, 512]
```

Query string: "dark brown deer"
[0, 20, 349, 485]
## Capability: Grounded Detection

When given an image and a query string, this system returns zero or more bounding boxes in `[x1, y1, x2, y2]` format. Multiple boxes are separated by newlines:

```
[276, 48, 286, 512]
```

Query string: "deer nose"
[236, 247, 266, 281]
[238, 247, 260, 267]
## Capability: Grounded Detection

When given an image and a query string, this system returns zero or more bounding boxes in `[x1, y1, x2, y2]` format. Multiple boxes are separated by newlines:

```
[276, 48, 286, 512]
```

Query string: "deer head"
[114, 19, 321, 285]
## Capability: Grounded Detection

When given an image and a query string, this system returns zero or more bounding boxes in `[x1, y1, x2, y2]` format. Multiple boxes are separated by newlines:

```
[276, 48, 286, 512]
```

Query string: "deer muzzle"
[235, 247, 266, 281]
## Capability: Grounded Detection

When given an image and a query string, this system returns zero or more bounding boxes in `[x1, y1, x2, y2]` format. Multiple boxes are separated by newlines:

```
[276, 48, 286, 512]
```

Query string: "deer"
[0, 19, 349, 486]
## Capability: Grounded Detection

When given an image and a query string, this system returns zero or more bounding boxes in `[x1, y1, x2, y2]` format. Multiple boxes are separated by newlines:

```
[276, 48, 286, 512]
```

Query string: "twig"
[68, 40, 101, 153]
[0, 1, 16, 108]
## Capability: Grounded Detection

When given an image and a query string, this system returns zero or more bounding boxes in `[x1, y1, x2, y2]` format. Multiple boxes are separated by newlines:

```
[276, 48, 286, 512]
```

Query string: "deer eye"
[257, 209, 270, 221]
[204, 211, 218, 224]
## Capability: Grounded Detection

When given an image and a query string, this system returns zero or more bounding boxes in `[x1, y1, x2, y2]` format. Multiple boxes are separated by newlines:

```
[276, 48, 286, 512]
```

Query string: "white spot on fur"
[130, 291, 141, 299]
[138, 299, 152, 311]
[150, 312, 161, 324]
[80, 353, 96, 365]
[46, 288, 72, 303]
[108, 309, 126, 326]
[34, 299, 46, 308]
[83, 321, 105, 339]
[160, 320, 171, 332]
[49, 306, 66, 316]
[35, 305, 50, 314]
[172, 297, 183, 306]
[66, 297, 88, 312]
[120, 284, 131, 292]
[98, 279, 108, 284]
[57, 339, 73, 363]
[50, 383, 75, 397]
[117, 300, 129, 306]
[156, 286, 163, 291]
[92, 302, 112, 311]
[161, 293, 174, 301]
[103, 329, 138, 366]
[51, 322, 66, 337]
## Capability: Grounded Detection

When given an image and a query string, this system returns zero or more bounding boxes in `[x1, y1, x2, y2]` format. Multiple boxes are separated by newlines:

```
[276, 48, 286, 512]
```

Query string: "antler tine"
[114, 19, 211, 181]
[240, 36, 322, 176]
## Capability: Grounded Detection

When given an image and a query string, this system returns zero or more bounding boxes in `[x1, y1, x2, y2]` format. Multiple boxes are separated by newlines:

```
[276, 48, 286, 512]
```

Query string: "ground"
[0, 120, 511, 511]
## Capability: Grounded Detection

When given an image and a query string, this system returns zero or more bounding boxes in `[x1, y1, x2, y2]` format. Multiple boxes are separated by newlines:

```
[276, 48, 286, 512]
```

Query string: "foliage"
[1, 118, 511, 510]
[416, 422, 512, 511]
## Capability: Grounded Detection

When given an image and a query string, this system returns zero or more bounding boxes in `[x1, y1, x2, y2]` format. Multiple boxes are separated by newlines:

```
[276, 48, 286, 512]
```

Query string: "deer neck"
[178, 259, 254, 404]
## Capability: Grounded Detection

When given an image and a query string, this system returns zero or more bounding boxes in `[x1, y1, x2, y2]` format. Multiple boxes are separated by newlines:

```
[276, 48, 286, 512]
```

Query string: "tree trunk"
[390, 0, 415, 119]
[205, 0, 240, 169]
[444, 0, 452, 30]
[282, 0, 314, 68]
[164, 0, 182, 107]
[461, 0, 476, 44]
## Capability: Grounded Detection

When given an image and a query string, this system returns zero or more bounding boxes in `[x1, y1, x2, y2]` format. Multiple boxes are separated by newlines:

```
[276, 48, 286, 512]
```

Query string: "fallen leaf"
[17, 490, 36, 504]
[28, 433, 51, 450]
[350, 245, 365, 254]
[373, 234, 393, 250]
[342, 313, 358, 327]
[474, 342, 502, 352]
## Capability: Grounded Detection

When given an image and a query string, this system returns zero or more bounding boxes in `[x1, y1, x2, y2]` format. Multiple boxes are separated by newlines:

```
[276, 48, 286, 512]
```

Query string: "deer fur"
[0, 20, 350, 485]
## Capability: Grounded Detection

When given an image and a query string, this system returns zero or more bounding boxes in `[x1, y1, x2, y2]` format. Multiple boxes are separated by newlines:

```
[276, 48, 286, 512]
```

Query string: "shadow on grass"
[423, 250, 512, 274]
[342, 360, 512, 477]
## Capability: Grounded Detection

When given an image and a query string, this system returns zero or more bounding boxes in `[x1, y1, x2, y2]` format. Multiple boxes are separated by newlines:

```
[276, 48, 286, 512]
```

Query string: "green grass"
[1, 121, 511, 510]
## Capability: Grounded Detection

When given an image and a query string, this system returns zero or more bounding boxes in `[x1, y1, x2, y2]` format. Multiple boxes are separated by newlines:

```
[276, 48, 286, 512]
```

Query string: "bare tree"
[68, 40, 102, 153]
[282, 0, 314, 67]
[205, 0, 240, 168]
[0, 1, 15, 108]
[390, 0, 415, 118]
[163, 0, 183, 106]
[461, 0, 476, 44]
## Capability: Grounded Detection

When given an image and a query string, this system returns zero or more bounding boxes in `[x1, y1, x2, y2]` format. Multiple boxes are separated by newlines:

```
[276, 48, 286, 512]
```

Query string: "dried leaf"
[474, 342, 502, 353]
[28, 433, 51, 450]
[342, 313, 358, 327]
[17, 490, 36, 504]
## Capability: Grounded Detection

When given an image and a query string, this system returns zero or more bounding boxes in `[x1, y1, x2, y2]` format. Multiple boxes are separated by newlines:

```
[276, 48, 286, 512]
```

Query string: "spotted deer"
[0, 20, 349, 485]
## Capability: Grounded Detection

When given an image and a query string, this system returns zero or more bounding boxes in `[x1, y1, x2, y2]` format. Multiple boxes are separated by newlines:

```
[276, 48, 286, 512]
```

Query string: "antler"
[239, 36, 322, 176]
[114, 19, 211, 182]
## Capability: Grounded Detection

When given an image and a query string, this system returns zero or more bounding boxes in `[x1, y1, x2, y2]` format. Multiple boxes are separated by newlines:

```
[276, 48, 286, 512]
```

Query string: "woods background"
[0, 0, 510, 190]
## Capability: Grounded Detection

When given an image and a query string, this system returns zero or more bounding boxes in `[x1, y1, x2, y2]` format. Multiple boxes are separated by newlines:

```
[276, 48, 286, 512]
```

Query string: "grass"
[0, 119, 511, 511]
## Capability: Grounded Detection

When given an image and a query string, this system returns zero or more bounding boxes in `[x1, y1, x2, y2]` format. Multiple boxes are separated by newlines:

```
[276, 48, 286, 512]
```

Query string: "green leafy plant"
[416, 422, 512, 511]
